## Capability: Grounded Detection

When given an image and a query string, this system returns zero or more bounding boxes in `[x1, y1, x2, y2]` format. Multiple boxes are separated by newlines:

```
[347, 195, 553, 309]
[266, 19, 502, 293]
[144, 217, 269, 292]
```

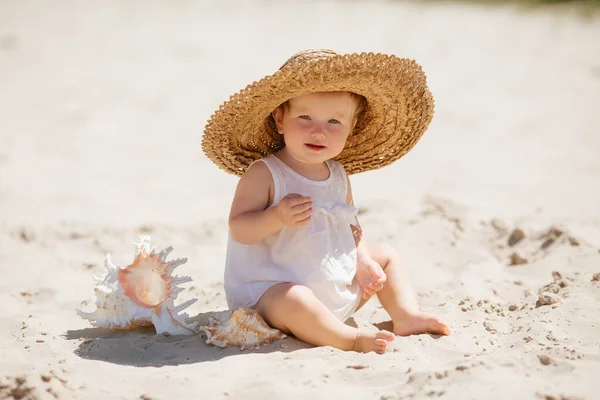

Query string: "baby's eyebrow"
[289, 105, 309, 114]
[331, 110, 350, 119]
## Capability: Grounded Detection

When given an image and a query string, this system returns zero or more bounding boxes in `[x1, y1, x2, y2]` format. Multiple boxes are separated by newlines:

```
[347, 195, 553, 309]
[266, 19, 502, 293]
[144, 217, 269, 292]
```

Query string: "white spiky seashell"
[77, 236, 198, 335]
[199, 307, 286, 350]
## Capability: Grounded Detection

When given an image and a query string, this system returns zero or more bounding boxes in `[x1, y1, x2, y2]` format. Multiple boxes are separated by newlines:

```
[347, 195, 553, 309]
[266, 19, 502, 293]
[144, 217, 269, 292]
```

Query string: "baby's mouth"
[305, 143, 326, 151]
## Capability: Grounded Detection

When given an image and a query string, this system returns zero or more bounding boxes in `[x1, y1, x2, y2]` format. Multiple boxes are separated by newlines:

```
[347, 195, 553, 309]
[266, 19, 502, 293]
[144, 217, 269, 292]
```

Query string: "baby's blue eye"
[328, 119, 341, 124]
[299, 115, 311, 120]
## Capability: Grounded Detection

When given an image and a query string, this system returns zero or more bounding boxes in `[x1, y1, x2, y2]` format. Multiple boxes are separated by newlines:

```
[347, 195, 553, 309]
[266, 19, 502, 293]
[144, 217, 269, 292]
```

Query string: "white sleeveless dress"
[224, 154, 362, 322]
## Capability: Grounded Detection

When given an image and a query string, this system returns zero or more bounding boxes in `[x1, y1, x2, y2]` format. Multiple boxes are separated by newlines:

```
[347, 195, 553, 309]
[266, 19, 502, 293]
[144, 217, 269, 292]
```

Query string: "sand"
[1, 1, 599, 399]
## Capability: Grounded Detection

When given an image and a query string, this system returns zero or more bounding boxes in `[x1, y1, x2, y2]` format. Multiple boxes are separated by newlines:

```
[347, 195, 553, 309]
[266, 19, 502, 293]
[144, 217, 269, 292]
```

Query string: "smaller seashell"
[199, 307, 286, 350]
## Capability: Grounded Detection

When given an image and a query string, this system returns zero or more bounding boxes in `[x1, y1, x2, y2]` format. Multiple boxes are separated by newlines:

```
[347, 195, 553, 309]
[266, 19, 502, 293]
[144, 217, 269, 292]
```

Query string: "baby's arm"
[229, 161, 312, 245]
[345, 175, 387, 298]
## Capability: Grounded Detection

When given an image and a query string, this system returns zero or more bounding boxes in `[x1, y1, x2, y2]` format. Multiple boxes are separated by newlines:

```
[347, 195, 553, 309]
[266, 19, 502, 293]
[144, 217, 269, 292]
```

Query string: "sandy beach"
[1, 1, 599, 399]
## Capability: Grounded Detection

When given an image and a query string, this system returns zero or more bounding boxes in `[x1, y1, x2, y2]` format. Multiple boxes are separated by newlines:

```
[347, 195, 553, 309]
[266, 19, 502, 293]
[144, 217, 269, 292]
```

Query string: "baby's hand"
[355, 258, 386, 299]
[275, 193, 312, 228]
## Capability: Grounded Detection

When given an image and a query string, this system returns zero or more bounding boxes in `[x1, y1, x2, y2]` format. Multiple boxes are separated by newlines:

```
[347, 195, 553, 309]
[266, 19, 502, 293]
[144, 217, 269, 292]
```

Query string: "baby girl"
[202, 49, 449, 353]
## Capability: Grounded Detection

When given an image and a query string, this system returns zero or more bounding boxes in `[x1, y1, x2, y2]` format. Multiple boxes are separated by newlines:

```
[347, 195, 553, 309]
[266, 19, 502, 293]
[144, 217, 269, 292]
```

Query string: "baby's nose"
[311, 125, 325, 138]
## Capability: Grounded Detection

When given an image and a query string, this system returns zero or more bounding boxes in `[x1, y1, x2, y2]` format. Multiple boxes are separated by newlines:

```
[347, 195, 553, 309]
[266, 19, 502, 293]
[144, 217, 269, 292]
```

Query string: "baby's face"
[273, 91, 357, 165]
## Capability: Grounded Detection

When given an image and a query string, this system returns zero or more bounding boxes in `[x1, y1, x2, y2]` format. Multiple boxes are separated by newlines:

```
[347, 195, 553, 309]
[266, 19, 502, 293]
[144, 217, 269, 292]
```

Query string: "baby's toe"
[376, 330, 396, 342]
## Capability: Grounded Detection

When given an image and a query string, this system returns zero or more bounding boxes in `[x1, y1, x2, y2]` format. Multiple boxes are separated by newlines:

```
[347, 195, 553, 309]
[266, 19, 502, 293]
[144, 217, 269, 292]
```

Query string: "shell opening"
[118, 255, 169, 308]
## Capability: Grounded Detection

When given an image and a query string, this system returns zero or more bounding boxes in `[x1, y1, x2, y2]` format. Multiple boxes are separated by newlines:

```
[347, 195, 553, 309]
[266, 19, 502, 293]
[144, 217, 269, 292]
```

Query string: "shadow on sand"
[65, 313, 444, 367]
[64, 310, 311, 367]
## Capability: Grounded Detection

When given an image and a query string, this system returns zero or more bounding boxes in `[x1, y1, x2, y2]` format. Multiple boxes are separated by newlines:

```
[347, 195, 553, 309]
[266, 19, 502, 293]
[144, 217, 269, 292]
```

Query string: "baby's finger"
[374, 272, 387, 285]
[287, 195, 312, 206]
[294, 208, 313, 221]
[292, 201, 313, 214]
[293, 213, 311, 228]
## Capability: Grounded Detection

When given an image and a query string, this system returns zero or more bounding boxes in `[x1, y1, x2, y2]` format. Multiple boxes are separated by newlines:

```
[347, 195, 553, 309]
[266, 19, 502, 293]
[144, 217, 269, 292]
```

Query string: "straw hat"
[202, 49, 434, 176]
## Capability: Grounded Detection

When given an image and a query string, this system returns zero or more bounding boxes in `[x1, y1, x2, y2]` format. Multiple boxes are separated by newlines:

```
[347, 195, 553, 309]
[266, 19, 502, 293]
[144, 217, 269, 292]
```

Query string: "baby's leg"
[255, 283, 394, 354]
[368, 243, 450, 336]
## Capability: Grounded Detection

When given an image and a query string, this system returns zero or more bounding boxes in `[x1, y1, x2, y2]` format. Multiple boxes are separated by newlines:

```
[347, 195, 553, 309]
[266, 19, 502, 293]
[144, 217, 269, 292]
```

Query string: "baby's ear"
[272, 106, 285, 134]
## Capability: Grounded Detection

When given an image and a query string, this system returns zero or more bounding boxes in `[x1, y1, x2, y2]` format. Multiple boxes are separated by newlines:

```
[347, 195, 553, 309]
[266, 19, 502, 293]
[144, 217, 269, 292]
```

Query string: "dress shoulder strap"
[254, 154, 283, 205]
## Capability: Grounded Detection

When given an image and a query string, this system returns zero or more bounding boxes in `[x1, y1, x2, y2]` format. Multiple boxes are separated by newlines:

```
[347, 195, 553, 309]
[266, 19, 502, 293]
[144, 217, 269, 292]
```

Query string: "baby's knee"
[260, 283, 316, 310]
[257, 284, 317, 331]
[370, 242, 402, 265]
[283, 284, 317, 308]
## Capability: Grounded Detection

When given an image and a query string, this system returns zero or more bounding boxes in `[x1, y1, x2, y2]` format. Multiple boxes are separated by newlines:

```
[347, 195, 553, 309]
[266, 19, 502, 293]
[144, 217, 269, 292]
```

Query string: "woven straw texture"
[202, 49, 435, 176]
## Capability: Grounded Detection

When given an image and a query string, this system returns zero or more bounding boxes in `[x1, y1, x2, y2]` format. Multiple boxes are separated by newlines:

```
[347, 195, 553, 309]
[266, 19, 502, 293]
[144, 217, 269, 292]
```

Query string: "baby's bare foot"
[393, 312, 450, 337]
[353, 330, 395, 354]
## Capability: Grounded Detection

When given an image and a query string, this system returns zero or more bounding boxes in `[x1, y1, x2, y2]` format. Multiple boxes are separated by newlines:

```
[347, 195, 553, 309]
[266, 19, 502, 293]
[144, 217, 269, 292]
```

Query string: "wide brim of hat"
[202, 52, 434, 176]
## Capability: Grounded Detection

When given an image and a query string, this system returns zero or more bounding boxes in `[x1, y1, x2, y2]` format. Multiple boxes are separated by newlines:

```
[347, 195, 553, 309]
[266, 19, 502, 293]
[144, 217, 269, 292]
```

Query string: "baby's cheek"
[331, 129, 350, 147]
[330, 125, 352, 141]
